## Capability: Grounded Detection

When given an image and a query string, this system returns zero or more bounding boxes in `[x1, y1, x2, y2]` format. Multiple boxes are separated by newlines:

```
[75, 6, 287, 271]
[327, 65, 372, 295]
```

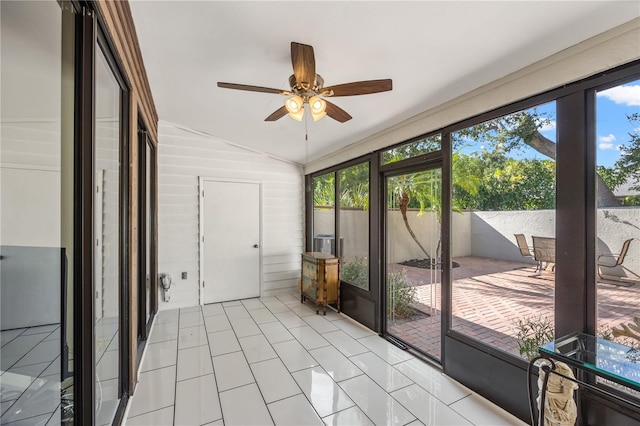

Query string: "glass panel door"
[339, 162, 369, 290]
[94, 43, 122, 425]
[595, 79, 640, 366]
[1, 1, 77, 423]
[313, 172, 337, 255]
[385, 167, 442, 361]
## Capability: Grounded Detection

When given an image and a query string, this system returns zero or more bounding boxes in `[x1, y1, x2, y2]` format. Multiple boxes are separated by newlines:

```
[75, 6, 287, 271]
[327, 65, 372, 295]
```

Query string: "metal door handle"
[253, 244, 259, 248]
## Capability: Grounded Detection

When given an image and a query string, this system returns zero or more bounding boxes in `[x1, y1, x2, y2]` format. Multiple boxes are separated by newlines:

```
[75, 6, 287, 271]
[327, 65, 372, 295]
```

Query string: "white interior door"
[203, 180, 260, 303]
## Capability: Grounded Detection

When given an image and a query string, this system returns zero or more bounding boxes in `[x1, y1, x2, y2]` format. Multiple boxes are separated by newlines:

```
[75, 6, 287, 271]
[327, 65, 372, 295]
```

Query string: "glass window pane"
[381, 134, 441, 164]
[95, 45, 122, 425]
[386, 168, 442, 360]
[146, 143, 152, 322]
[339, 163, 370, 290]
[313, 172, 336, 255]
[0, 1, 76, 423]
[596, 79, 640, 364]
[451, 102, 557, 360]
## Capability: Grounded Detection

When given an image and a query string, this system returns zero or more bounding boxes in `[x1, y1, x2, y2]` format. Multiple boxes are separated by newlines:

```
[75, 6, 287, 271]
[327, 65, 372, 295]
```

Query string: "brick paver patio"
[388, 256, 640, 361]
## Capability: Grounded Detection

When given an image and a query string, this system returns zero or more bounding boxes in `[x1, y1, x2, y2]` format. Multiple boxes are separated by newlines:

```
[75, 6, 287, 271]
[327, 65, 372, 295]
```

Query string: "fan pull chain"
[305, 110, 309, 141]
[305, 128, 309, 164]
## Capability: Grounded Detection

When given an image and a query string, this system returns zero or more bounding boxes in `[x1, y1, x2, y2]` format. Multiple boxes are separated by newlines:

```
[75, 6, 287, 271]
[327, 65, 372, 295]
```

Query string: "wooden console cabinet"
[300, 252, 340, 315]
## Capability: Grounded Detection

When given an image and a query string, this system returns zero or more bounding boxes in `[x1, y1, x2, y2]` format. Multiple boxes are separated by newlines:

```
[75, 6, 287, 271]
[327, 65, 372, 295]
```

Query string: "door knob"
[253, 244, 259, 248]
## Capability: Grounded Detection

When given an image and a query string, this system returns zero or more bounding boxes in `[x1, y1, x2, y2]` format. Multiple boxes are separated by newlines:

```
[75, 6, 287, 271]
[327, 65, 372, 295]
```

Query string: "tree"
[388, 171, 441, 260]
[615, 113, 640, 190]
[453, 150, 555, 211]
[598, 113, 640, 195]
[453, 109, 620, 207]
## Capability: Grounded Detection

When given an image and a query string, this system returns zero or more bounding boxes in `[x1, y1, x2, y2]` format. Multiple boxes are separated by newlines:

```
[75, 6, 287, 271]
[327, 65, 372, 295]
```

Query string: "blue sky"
[595, 80, 640, 168]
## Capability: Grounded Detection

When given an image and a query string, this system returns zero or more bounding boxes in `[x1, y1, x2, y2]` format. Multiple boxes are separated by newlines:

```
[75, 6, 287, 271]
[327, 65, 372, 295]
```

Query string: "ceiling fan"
[217, 42, 392, 123]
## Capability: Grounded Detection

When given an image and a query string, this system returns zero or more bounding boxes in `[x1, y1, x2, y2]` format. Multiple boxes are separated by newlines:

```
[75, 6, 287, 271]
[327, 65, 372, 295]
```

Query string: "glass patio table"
[528, 332, 640, 426]
[539, 332, 640, 392]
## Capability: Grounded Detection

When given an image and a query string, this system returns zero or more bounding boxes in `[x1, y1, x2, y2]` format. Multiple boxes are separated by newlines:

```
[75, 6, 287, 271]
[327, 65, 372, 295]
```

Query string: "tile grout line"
[224, 300, 279, 425]
[200, 304, 224, 425]
[171, 309, 181, 425]
[264, 301, 339, 423]
[240, 299, 334, 421]
[133, 297, 510, 426]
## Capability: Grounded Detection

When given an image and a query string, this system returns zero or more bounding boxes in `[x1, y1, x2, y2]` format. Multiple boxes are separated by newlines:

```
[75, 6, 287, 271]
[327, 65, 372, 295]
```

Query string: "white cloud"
[599, 142, 614, 150]
[599, 134, 616, 143]
[596, 85, 640, 106]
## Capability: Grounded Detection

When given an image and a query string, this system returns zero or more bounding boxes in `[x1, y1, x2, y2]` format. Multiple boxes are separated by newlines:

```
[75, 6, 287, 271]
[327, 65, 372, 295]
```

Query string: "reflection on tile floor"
[1, 323, 63, 425]
[1, 318, 119, 426]
[125, 294, 526, 426]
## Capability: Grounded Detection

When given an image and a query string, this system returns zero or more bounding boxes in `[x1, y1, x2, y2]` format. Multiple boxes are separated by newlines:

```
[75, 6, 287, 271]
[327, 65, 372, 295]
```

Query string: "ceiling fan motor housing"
[289, 74, 325, 100]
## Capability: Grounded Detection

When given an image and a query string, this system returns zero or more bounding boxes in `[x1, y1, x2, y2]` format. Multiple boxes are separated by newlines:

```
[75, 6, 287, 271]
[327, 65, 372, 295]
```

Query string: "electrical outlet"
[181, 272, 187, 280]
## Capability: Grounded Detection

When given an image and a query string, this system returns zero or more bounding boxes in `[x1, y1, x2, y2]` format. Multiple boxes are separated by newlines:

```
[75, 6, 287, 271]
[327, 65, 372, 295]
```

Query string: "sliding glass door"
[0, 1, 77, 423]
[384, 166, 442, 361]
[138, 126, 157, 349]
[94, 37, 126, 426]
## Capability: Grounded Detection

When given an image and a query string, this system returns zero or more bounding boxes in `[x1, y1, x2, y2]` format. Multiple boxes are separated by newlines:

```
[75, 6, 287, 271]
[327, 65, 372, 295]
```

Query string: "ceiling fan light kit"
[285, 95, 304, 121]
[308, 96, 327, 121]
[217, 42, 392, 123]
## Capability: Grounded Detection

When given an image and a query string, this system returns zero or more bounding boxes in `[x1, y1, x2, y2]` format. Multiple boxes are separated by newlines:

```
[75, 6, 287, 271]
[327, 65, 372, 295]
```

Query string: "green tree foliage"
[454, 150, 556, 211]
[598, 113, 640, 193]
[382, 135, 441, 165]
[313, 164, 370, 210]
[339, 163, 369, 210]
[388, 169, 443, 260]
[615, 113, 640, 191]
[313, 172, 335, 208]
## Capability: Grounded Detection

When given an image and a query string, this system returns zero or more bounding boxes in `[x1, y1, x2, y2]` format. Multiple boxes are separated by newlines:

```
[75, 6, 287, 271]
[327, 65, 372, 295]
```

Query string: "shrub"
[387, 269, 417, 319]
[513, 315, 554, 361]
[341, 256, 369, 290]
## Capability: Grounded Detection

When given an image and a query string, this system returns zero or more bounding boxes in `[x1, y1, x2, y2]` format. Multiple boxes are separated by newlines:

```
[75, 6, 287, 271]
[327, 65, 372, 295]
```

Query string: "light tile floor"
[124, 294, 527, 426]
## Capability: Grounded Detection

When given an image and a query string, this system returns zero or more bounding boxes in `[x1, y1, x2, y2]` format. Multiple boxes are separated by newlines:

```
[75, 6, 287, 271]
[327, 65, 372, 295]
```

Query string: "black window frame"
[137, 122, 157, 349]
[304, 59, 640, 423]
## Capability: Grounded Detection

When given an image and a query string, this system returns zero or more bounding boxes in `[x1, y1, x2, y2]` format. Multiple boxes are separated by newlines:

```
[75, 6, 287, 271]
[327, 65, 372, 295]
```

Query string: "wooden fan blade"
[218, 82, 290, 95]
[265, 106, 288, 121]
[291, 42, 316, 89]
[321, 79, 392, 97]
[325, 100, 352, 123]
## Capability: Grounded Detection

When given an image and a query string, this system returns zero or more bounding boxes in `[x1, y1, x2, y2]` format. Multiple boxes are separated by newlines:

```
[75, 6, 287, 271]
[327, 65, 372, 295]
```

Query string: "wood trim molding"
[94, 0, 158, 144]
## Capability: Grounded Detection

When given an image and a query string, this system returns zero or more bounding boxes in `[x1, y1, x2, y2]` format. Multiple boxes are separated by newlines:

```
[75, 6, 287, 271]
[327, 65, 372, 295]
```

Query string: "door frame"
[381, 159, 444, 363]
[198, 177, 263, 305]
[137, 123, 157, 351]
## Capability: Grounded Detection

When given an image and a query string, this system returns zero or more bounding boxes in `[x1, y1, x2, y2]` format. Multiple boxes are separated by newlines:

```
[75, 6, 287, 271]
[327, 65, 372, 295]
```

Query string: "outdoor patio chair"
[597, 238, 639, 285]
[514, 234, 533, 258]
[531, 236, 555, 277]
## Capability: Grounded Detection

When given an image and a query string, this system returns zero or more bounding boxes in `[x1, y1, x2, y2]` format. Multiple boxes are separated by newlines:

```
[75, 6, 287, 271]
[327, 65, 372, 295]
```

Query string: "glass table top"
[539, 332, 640, 392]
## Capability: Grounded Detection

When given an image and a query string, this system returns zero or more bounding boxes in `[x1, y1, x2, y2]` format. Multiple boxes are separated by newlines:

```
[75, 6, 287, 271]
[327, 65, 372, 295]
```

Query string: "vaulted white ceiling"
[129, 1, 640, 165]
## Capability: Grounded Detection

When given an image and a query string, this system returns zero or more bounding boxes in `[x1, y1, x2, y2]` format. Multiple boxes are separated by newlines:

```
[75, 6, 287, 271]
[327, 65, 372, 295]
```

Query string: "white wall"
[465, 208, 639, 278]
[157, 122, 304, 310]
[468, 210, 555, 263]
[319, 207, 638, 279]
